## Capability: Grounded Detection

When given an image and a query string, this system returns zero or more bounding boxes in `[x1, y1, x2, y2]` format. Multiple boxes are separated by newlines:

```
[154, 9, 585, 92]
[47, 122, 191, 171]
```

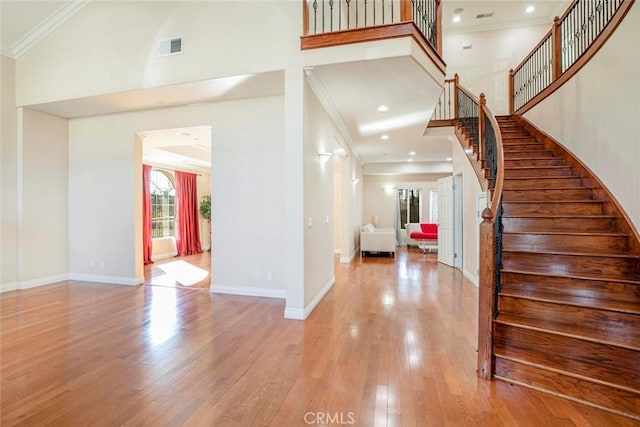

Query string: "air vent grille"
[158, 37, 183, 57]
[476, 13, 494, 19]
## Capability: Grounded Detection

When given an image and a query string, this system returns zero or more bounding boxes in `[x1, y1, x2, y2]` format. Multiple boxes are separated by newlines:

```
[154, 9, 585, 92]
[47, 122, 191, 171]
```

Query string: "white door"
[438, 176, 454, 266]
[453, 174, 463, 269]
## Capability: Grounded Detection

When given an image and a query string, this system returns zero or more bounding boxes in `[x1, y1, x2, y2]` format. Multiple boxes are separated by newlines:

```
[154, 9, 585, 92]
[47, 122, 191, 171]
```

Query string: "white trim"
[340, 247, 357, 264]
[284, 276, 335, 320]
[0, 282, 19, 293]
[8, 0, 91, 59]
[463, 268, 479, 287]
[68, 273, 142, 286]
[210, 284, 286, 299]
[20, 274, 69, 290]
[151, 251, 177, 261]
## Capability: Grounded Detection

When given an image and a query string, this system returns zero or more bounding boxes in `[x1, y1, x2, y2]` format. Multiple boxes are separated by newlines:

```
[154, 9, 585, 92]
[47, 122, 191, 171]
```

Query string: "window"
[150, 169, 175, 238]
[398, 189, 421, 229]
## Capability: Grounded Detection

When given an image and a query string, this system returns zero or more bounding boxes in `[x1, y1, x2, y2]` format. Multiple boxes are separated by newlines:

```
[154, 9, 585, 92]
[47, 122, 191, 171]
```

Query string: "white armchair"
[360, 224, 397, 257]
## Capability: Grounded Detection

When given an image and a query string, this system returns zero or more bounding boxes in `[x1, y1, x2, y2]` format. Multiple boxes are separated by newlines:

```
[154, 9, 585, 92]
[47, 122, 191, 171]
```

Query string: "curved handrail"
[482, 104, 504, 216]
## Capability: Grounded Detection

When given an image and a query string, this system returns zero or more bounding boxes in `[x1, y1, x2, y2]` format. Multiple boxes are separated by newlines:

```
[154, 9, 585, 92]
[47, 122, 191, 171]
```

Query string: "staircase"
[492, 115, 640, 420]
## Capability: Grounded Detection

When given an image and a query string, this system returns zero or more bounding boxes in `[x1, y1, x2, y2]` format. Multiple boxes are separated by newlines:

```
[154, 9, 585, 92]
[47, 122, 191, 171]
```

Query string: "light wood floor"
[1, 248, 636, 426]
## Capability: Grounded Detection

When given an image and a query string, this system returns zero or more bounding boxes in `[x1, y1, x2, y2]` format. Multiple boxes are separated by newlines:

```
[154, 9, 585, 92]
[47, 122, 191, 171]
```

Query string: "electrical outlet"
[254, 271, 260, 280]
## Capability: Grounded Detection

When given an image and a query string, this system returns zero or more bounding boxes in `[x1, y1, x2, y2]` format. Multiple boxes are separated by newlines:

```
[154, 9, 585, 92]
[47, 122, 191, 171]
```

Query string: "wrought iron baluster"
[364, 0, 368, 26]
[313, 0, 319, 34]
[329, 0, 334, 31]
[346, 0, 351, 29]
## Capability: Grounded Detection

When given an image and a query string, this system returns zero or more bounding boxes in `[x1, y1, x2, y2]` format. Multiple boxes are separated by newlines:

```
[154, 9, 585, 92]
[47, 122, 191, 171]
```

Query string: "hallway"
[1, 249, 634, 426]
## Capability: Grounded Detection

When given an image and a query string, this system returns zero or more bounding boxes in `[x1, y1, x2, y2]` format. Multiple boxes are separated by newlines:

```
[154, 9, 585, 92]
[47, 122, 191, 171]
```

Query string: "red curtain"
[142, 164, 153, 264]
[175, 171, 202, 256]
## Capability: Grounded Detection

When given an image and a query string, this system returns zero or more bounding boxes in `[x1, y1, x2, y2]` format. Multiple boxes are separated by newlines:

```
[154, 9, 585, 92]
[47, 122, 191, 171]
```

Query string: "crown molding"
[8, 0, 91, 59]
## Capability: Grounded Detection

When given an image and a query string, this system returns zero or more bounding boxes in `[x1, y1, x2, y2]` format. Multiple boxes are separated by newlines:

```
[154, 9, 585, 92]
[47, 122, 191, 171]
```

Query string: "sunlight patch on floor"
[157, 260, 209, 286]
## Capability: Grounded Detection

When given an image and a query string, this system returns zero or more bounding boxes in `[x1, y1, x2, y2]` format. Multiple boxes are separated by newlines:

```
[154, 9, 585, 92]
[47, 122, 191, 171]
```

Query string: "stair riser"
[504, 158, 566, 167]
[501, 132, 533, 139]
[505, 167, 573, 178]
[503, 233, 628, 252]
[502, 252, 639, 279]
[503, 144, 546, 151]
[502, 188, 593, 201]
[500, 272, 640, 302]
[503, 202, 603, 215]
[503, 150, 555, 158]
[502, 217, 616, 232]
[494, 324, 640, 390]
[503, 177, 584, 189]
[498, 296, 640, 337]
[494, 358, 640, 419]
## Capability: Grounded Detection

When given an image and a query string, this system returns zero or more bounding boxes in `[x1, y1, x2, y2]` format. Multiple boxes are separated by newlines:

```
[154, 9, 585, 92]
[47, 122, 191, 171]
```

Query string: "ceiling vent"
[157, 37, 183, 57]
[476, 13, 494, 19]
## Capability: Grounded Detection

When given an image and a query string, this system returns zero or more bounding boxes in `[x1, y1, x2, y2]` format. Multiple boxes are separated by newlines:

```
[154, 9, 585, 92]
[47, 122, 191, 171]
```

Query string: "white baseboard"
[68, 273, 142, 286]
[0, 281, 18, 293]
[463, 268, 479, 287]
[284, 276, 335, 320]
[151, 251, 177, 261]
[1, 275, 69, 293]
[340, 248, 357, 264]
[210, 284, 286, 299]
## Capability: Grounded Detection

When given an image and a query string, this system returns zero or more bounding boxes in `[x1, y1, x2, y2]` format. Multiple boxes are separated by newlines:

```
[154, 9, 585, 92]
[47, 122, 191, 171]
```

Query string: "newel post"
[400, 0, 412, 22]
[552, 16, 562, 79]
[478, 207, 496, 380]
[453, 73, 459, 120]
[478, 93, 486, 161]
[508, 69, 514, 114]
[302, 0, 309, 36]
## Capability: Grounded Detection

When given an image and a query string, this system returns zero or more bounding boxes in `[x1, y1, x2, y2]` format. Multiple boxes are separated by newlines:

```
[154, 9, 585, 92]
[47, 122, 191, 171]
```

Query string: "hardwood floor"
[1, 249, 636, 426]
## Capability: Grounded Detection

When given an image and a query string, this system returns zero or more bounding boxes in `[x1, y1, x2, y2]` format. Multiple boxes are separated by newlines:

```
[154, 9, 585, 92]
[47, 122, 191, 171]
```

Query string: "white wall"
[302, 78, 338, 307]
[1, 55, 18, 289]
[524, 5, 640, 232]
[68, 96, 287, 291]
[15, 1, 301, 106]
[443, 24, 550, 114]
[21, 109, 69, 286]
[451, 136, 484, 286]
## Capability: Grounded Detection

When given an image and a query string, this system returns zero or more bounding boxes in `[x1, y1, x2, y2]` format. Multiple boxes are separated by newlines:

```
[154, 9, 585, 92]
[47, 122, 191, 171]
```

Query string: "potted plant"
[200, 195, 211, 251]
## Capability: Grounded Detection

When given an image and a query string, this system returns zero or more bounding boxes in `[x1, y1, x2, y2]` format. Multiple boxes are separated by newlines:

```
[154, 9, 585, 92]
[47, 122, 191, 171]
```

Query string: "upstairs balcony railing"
[510, 0, 633, 113]
[302, 0, 442, 58]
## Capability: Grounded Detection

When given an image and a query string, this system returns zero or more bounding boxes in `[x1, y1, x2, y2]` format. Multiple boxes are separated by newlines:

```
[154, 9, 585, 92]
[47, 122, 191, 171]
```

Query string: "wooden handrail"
[303, 0, 309, 36]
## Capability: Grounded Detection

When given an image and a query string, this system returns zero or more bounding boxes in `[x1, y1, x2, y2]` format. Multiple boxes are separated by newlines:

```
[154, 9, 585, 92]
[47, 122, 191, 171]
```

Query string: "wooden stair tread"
[502, 186, 593, 191]
[495, 313, 640, 351]
[503, 200, 601, 204]
[501, 269, 640, 285]
[502, 248, 638, 259]
[505, 176, 581, 180]
[505, 165, 570, 169]
[503, 231, 628, 237]
[498, 291, 640, 315]
[494, 355, 640, 395]
[502, 214, 616, 219]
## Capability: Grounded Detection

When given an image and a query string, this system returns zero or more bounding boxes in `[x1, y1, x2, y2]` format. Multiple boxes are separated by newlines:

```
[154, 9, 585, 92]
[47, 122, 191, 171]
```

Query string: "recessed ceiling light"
[452, 16, 461, 23]
[407, 158, 413, 162]
[409, 151, 416, 155]
[377, 105, 389, 113]
[446, 157, 452, 161]
[381, 134, 389, 140]
[525, 5, 535, 13]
